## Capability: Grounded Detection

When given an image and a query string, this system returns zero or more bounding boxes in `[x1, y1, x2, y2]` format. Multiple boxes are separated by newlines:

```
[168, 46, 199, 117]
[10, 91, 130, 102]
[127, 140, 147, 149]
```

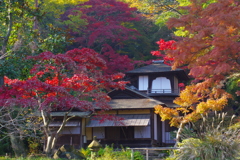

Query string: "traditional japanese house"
[85, 61, 189, 148]
[85, 87, 166, 148]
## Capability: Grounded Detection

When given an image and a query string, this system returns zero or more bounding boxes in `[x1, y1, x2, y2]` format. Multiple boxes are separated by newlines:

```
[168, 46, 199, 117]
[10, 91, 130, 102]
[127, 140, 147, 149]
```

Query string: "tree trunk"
[174, 122, 184, 147]
[9, 133, 27, 157]
[45, 135, 56, 157]
[41, 110, 75, 157]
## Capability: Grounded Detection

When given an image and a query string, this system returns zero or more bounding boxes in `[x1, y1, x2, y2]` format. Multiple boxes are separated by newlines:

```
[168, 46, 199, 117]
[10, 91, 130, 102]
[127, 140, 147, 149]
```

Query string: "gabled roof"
[50, 111, 92, 117]
[108, 87, 149, 99]
[126, 62, 189, 80]
[35, 111, 92, 117]
[126, 63, 181, 73]
[108, 87, 166, 109]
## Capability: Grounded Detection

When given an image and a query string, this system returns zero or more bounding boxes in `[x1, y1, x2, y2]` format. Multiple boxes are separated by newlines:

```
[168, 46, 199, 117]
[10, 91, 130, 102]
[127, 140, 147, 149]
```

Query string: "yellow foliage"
[196, 102, 209, 114]
[174, 85, 200, 107]
[119, 0, 178, 21]
[40, 0, 88, 18]
[154, 105, 179, 121]
[183, 111, 201, 123]
[174, 27, 189, 37]
[170, 117, 182, 127]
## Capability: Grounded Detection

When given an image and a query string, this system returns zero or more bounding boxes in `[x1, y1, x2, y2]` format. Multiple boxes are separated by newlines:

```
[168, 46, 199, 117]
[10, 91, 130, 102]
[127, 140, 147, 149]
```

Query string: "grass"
[1, 145, 144, 160]
[166, 112, 240, 160]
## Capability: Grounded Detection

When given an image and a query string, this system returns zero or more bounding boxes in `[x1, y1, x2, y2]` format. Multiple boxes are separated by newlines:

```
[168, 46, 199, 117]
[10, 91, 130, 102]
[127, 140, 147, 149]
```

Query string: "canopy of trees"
[154, 0, 240, 127]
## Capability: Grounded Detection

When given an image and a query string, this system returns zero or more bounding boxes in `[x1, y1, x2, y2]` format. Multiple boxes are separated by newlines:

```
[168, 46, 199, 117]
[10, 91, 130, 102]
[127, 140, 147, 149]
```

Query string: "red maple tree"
[151, 39, 176, 66]
[154, 0, 240, 130]
[0, 48, 128, 156]
[64, 0, 140, 47]
[61, 0, 141, 74]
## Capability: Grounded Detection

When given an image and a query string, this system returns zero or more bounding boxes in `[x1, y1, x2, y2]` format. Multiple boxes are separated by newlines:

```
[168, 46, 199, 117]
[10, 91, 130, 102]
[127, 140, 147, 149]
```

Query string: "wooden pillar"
[150, 110, 154, 144]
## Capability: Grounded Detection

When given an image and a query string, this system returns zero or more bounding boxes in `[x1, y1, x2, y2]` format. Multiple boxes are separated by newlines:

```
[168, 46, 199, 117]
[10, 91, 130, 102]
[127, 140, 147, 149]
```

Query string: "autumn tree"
[0, 48, 127, 157]
[0, 100, 41, 157]
[60, 0, 149, 74]
[154, 0, 240, 143]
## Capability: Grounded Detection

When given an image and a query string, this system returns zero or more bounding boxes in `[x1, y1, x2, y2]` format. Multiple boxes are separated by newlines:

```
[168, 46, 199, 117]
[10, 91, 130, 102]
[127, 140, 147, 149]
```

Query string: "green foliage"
[171, 136, 240, 160]
[155, 11, 179, 27]
[61, 10, 87, 33]
[27, 137, 43, 155]
[226, 73, 240, 115]
[40, 0, 87, 19]
[226, 74, 240, 100]
[177, 0, 191, 6]
[0, 56, 35, 79]
[38, 25, 74, 54]
[0, 136, 13, 156]
[80, 145, 144, 160]
[167, 113, 240, 160]
[0, 157, 60, 160]
[80, 147, 91, 158]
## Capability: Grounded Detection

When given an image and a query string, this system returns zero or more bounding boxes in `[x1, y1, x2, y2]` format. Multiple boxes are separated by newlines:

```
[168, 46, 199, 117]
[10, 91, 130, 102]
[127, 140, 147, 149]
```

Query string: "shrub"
[80, 145, 144, 160]
[167, 112, 240, 160]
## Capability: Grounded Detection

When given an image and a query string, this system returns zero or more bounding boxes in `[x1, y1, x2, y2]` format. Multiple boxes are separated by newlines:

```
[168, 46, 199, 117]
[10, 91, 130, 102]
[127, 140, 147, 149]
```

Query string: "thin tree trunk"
[1, 0, 13, 57]
[9, 132, 27, 157]
[41, 109, 75, 157]
[45, 135, 57, 157]
[175, 122, 184, 147]
[33, 0, 39, 30]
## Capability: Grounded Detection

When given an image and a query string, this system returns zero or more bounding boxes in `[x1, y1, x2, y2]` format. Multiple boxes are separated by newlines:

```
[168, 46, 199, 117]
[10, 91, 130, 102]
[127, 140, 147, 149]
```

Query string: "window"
[134, 126, 151, 138]
[152, 77, 171, 93]
[106, 127, 120, 140]
[139, 76, 148, 90]
[105, 127, 134, 140]
[120, 127, 134, 139]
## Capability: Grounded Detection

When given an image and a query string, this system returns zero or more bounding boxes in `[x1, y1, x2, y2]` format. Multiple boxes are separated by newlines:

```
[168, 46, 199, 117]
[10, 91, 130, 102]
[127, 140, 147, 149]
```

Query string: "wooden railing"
[147, 89, 179, 94]
[128, 147, 179, 160]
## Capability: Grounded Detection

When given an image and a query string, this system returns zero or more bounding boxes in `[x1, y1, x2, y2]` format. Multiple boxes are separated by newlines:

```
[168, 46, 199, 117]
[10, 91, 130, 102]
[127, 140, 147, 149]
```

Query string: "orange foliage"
[154, 0, 240, 127]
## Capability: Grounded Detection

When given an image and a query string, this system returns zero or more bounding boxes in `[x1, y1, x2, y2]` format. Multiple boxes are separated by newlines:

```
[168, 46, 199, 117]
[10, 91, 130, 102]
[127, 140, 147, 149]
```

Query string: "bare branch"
[0, 106, 41, 141]
[0, 52, 8, 59]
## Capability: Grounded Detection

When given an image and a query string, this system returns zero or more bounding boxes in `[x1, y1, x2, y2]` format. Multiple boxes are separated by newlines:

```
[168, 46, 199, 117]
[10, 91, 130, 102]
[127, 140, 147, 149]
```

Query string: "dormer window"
[152, 77, 171, 93]
[139, 75, 148, 90]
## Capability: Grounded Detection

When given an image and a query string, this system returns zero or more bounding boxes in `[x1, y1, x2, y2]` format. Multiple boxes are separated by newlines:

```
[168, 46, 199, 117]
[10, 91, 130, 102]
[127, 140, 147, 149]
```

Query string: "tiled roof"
[86, 114, 150, 127]
[109, 98, 164, 109]
[126, 63, 182, 74]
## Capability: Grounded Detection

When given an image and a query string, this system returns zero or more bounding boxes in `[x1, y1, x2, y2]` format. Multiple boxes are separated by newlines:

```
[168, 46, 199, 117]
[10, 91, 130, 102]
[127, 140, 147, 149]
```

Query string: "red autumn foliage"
[151, 39, 177, 66]
[63, 0, 140, 47]
[61, 0, 141, 74]
[100, 44, 135, 75]
[154, 0, 240, 127]
[1, 48, 128, 113]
